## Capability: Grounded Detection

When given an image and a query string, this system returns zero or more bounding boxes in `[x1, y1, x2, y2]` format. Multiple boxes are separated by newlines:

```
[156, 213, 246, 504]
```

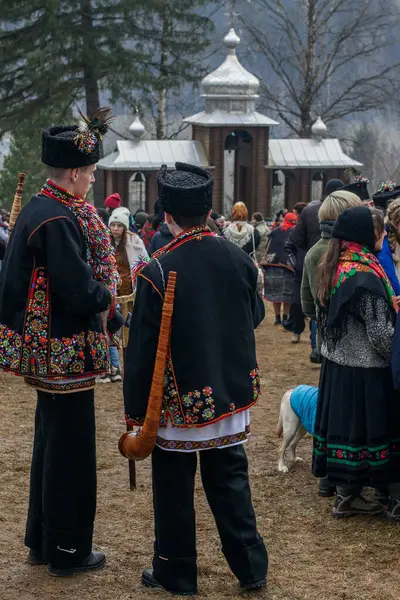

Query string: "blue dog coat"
[289, 385, 318, 436]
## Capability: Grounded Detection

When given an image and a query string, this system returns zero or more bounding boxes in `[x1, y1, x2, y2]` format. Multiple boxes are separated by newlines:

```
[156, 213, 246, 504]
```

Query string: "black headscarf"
[332, 206, 376, 251]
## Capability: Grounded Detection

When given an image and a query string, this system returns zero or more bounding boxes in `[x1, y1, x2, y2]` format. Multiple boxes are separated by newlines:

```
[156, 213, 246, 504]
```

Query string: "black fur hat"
[157, 162, 214, 217]
[42, 107, 113, 169]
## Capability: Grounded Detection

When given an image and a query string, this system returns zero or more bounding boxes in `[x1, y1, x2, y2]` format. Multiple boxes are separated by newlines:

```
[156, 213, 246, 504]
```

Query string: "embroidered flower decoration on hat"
[353, 175, 370, 185]
[378, 180, 396, 193]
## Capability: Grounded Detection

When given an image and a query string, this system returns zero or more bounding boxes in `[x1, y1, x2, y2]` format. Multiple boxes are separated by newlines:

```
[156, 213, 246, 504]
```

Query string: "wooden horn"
[9, 173, 25, 234]
[118, 271, 177, 461]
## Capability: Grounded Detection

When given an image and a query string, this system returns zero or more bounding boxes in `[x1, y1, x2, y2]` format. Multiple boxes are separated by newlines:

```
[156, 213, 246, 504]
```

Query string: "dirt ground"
[1, 308, 400, 600]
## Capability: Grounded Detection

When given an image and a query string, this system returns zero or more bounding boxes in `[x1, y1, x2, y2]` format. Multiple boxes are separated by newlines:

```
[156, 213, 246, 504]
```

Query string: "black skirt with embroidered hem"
[312, 359, 400, 487]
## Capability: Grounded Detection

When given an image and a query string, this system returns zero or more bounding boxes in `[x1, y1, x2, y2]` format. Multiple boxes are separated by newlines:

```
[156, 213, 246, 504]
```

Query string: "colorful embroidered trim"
[25, 376, 96, 394]
[152, 226, 216, 261]
[132, 227, 216, 282]
[156, 425, 251, 451]
[21, 268, 49, 377]
[132, 254, 151, 286]
[40, 180, 119, 297]
[0, 320, 109, 379]
[314, 435, 400, 467]
[0, 325, 22, 371]
[250, 367, 261, 400]
[160, 362, 261, 427]
[332, 241, 398, 312]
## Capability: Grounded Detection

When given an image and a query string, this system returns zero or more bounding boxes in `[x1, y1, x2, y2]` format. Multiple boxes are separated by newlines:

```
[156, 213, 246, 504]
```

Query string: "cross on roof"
[224, 0, 239, 29]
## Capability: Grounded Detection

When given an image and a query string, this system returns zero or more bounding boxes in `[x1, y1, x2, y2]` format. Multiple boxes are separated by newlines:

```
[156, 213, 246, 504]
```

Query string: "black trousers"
[25, 390, 97, 566]
[288, 303, 306, 335]
[151, 444, 268, 594]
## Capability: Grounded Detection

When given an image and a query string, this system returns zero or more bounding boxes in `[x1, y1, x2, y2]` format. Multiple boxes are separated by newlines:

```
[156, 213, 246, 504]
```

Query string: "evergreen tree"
[0, 0, 218, 201]
[0, 106, 73, 208]
[93, 0, 216, 139]
[0, 1, 217, 133]
[0, 0, 153, 129]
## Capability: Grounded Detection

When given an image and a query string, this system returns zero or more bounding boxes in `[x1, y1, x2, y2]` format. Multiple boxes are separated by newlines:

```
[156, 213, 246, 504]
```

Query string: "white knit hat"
[109, 207, 130, 230]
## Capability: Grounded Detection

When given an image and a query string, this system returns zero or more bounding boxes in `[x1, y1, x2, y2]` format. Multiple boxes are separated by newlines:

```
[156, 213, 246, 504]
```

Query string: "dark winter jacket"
[284, 234, 306, 304]
[291, 201, 322, 252]
[124, 228, 264, 428]
[284, 235, 305, 282]
[265, 227, 294, 269]
[148, 222, 174, 255]
[0, 194, 111, 393]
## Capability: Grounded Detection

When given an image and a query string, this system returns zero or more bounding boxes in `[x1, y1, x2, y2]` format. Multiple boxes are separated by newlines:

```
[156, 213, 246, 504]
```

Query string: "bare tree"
[350, 116, 400, 191]
[242, 0, 400, 137]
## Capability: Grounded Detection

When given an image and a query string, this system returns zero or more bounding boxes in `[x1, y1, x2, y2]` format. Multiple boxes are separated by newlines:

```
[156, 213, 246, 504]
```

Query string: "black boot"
[309, 349, 322, 364]
[47, 551, 105, 577]
[274, 315, 281, 326]
[318, 477, 336, 498]
[142, 568, 196, 596]
[375, 487, 389, 505]
[27, 548, 47, 565]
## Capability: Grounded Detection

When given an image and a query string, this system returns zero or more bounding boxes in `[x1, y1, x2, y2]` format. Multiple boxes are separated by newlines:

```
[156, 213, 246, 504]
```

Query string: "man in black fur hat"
[0, 109, 117, 576]
[124, 162, 268, 595]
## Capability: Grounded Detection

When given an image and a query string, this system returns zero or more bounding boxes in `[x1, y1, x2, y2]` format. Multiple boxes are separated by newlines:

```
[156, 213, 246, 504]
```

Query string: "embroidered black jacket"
[124, 228, 265, 428]
[0, 194, 111, 393]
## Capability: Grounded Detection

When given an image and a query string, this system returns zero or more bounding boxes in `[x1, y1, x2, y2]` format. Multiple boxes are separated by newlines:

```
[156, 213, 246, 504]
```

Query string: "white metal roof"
[97, 140, 209, 171]
[184, 110, 278, 127]
[268, 138, 362, 169]
[201, 29, 260, 99]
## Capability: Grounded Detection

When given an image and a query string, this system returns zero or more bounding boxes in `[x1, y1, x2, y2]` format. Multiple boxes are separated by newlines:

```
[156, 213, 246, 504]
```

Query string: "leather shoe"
[48, 551, 105, 577]
[240, 579, 267, 591]
[141, 568, 197, 596]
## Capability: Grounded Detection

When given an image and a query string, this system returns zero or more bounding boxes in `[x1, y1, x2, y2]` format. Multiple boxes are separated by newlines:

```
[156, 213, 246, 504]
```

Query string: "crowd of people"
[105, 174, 400, 522]
[2, 104, 400, 594]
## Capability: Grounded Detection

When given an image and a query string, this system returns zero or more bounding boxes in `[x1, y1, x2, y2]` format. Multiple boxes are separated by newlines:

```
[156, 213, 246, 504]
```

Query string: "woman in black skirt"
[314, 206, 400, 520]
[264, 212, 297, 325]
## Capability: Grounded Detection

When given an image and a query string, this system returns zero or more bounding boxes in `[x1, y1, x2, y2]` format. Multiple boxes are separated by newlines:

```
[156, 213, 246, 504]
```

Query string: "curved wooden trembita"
[118, 271, 177, 461]
[9, 173, 25, 234]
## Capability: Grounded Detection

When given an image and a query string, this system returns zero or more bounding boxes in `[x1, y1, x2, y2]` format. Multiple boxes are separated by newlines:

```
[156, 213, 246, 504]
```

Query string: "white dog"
[276, 385, 318, 473]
